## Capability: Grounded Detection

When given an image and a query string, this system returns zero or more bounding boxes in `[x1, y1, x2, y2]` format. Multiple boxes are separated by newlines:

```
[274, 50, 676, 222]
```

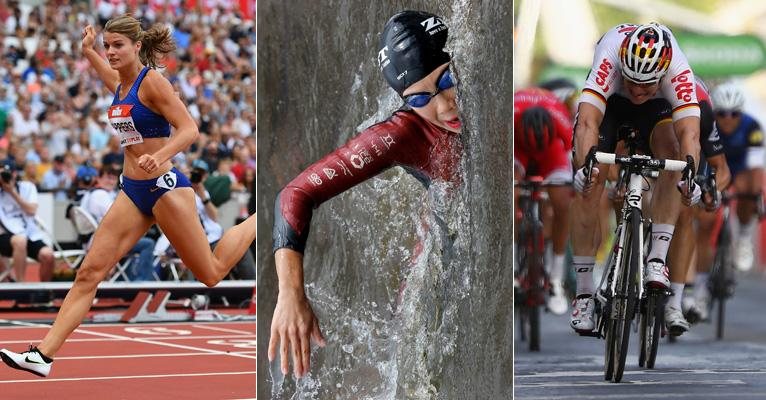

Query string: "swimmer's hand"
[269, 289, 325, 378]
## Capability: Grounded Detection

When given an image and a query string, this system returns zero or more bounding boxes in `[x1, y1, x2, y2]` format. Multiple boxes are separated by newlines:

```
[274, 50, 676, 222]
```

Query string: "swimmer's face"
[402, 62, 461, 133]
[103, 32, 141, 70]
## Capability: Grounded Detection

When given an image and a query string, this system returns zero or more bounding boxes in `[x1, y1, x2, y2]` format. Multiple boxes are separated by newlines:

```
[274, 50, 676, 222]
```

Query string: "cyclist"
[569, 23, 702, 334]
[684, 83, 763, 320]
[713, 83, 764, 272]
[665, 78, 731, 329]
[514, 87, 574, 315]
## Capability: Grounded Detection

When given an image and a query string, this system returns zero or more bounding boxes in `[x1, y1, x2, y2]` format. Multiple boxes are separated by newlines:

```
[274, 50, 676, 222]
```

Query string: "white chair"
[34, 216, 87, 270]
[68, 206, 133, 282]
[153, 234, 185, 282]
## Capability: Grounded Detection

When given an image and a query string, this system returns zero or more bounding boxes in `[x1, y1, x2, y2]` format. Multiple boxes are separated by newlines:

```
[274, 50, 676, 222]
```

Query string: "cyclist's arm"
[706, 154, 731, 191]
[573, 102, 604, 168]
[674, 116, 701, 167]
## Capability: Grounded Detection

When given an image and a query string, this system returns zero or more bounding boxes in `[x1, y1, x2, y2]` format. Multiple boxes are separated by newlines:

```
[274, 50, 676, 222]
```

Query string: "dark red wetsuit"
[273, 109, 462, 253]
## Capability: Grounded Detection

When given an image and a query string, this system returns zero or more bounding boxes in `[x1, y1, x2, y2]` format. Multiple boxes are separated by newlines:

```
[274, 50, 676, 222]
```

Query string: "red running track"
[0, 320, 256, 400]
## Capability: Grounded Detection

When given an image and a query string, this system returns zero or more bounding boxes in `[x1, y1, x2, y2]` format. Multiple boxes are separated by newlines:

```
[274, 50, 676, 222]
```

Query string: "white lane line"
[0, 320, 255, 329]
[191, 324, 254, 335]
[516, 393, 766, 400]
[0, 370, 256, 384]
[0, 335, 253, 344]
[55, 351, 258, 360]
[516, 368, 766, 379]
[515, 379, 746, 388]
[0, 319, 257, 360]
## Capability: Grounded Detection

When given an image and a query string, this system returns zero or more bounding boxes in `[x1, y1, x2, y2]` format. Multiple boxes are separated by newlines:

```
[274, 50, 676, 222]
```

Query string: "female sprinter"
[0, 15, 256, 377]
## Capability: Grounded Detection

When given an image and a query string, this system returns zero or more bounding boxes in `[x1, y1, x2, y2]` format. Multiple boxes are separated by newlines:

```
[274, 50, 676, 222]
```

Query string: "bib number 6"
[156, 171, 178, 190]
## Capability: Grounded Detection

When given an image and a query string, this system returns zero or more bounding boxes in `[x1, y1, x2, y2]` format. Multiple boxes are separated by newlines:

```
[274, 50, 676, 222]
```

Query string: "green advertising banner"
[676, 33, 766, 77]
[536, 33, 766, 85]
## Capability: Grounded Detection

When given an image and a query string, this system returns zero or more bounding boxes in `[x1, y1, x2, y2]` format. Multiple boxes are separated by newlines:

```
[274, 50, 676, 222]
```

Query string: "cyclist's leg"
[646, 121, 682, 285]
[667, 204, 697, 317]
[545, 165, 573, 314]
[733, 171, 759, 270]
[694, 206, 717, 317]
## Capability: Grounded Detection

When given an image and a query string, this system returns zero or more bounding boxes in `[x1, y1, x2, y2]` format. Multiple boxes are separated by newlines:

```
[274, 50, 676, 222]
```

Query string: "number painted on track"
[207, 339, 257, 349]
[124, 327, 192, 335]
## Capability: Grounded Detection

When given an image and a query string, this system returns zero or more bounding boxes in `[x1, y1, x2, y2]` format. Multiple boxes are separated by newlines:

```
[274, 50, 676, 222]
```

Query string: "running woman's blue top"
[108, 67, 171, 147]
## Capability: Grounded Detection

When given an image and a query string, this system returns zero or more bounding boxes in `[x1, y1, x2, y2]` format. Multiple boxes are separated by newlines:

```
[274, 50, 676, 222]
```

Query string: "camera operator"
[0, 163, 55, 282]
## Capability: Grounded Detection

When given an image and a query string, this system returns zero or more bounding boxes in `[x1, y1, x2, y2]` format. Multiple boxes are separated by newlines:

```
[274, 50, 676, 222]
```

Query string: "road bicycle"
[579, 147, 690, 382]
[515, 176, 548, 352]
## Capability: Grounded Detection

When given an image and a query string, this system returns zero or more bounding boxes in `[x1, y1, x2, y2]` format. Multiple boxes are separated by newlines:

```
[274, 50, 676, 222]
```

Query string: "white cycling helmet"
[619, 23, 673, 84]
[711, 83, 745, 112]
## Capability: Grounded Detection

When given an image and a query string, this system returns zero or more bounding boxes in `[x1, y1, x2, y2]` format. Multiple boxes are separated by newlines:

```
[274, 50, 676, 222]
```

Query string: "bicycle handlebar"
[594, 152, 688, 172]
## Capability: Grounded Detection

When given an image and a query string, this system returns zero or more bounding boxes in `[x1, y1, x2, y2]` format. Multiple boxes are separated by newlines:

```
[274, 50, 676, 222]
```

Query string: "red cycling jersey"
[514, 88, 573, 180]
[273, 109, 462, 253]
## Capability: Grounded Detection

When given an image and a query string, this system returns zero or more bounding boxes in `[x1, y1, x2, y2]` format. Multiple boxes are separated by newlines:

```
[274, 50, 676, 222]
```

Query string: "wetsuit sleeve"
[273, 116, 420, 253]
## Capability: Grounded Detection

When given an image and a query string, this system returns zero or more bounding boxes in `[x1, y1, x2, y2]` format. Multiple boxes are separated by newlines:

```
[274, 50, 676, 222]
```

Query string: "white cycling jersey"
[579, 23, 700, 122]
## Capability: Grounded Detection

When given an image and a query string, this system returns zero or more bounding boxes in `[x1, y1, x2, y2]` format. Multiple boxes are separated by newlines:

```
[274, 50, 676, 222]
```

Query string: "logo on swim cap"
[421, 17, 446, 35]
[378, 46, 390, 69]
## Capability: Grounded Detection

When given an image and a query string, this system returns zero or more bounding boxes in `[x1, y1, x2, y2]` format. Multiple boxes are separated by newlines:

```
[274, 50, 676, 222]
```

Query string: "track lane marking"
[0, 319, 257, 360]
[0, 334, 253, 344]
[191, 324, 254, 335]
[55, 351, 257, 360]
[0, 370, 256, 384]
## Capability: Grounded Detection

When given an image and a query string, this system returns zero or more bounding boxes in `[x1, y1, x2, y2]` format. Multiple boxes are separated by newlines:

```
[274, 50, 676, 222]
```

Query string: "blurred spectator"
[100, 136, 123, 169]
[40, 154, 71, 201]
[0, 163, 54, 282]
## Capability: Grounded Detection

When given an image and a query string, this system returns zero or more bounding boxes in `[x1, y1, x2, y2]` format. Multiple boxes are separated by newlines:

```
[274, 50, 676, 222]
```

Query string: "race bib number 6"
[155, 171, 178, 190]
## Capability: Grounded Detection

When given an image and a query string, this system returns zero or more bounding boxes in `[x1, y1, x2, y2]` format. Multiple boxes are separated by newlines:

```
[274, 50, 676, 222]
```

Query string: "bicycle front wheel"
[611, 207, 640, 382]
[640, 292, 663, 369]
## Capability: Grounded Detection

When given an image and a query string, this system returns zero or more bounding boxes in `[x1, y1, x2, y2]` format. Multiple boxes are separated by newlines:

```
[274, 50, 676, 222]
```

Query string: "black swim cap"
[378, 10, 451, 96]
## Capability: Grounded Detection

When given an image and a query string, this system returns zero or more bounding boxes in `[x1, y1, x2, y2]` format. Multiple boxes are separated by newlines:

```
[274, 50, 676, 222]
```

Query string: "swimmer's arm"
[142, 70, 199, 164]
[269, 248, 325, 377]
[82, 48, 119, 95]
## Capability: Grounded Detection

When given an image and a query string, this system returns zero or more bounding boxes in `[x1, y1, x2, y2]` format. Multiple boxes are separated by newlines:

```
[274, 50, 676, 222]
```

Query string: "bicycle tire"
[710, 213, 732, 340]
[528, 220, 545, 351]
[604, 301, 615, 381]
[612, 207, 640, 382]
[529, 304, 541, 351]
[716, 297, 726, 340]
[645, 293, 663, 368]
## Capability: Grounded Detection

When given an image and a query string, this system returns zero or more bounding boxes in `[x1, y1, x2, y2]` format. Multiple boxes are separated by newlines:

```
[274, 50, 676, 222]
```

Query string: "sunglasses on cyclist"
[402, 68, 456, 108]
[715, 110, 741, 118]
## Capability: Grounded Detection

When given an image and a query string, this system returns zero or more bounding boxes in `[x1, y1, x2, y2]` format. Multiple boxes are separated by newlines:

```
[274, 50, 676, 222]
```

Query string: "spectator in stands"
[0, 162, 54, 282]
[40, 154, 71, 201]
[100, 135, 124, 169]
[80, 166, 156, 281]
